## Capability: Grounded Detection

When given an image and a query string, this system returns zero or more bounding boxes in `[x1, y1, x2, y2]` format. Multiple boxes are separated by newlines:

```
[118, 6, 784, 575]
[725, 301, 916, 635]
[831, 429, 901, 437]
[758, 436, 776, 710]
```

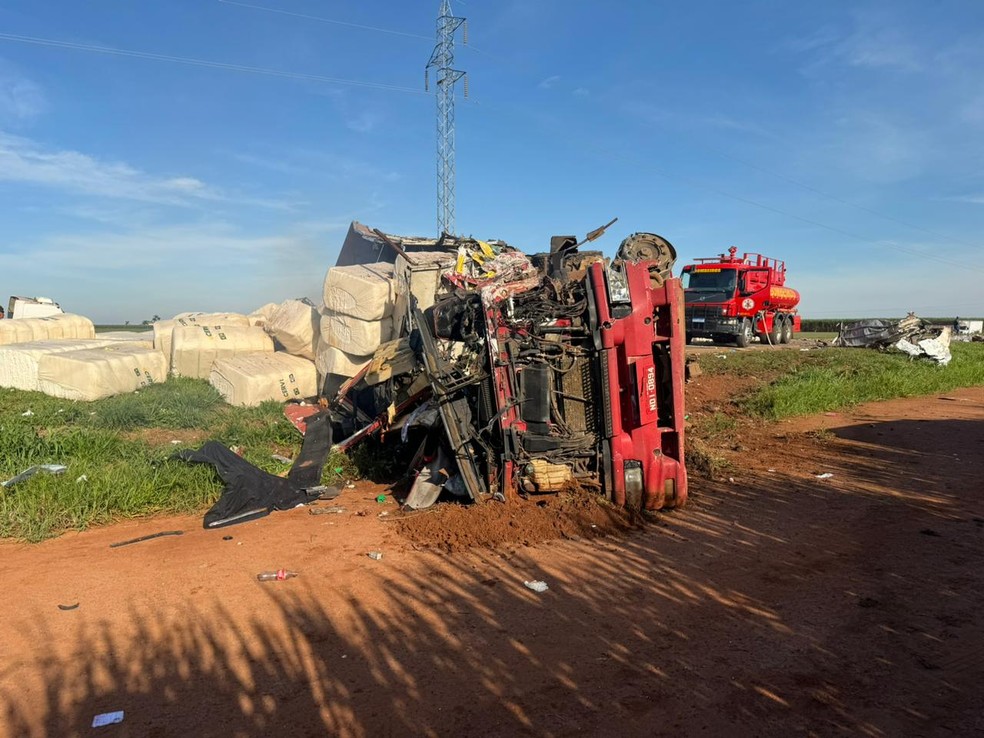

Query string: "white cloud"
[788, 12, 922, 74]
[0, 62, 45, 122]
[573, 87, 589, 97]
[0, 131, 294, 209]
[538, 74, 561, 89]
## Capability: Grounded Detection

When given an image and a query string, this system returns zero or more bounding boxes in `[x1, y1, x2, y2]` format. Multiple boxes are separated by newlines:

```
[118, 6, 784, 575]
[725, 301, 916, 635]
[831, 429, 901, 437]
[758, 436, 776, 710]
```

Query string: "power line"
[462, 98, 984, 273]
[217, 0, 433, 41]
[693, 141, 983, 253]
[0, 32, 427, 94]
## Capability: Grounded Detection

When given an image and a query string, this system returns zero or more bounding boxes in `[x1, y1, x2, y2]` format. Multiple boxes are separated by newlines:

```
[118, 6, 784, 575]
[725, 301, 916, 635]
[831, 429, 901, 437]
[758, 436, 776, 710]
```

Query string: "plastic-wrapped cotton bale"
[314, 341, 371, 380]
[247, 302, 280, 328]
[210, 352, 318, 407]
[171, 325, 274, 379]
[154, 315, 250, 373]
[323, 263, 395, 320]
[265, 300, 319, 360]
[37, 345, 168, 401]
[319, 308, 393, 357]
[0, 319, 35, 346]
[172, 312, 250, 326]
[0, 314, 95, 345]
[0, 339, 120, 391]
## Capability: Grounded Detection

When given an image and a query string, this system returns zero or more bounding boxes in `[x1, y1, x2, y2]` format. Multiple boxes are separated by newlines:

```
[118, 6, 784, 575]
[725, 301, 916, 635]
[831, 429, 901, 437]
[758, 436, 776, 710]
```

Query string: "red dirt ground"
[1, 386, 982, 737]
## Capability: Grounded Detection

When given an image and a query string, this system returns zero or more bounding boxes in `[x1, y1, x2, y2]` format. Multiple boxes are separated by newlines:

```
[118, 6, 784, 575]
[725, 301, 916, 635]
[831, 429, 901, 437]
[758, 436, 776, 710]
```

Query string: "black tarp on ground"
[176, 410, 334, 529]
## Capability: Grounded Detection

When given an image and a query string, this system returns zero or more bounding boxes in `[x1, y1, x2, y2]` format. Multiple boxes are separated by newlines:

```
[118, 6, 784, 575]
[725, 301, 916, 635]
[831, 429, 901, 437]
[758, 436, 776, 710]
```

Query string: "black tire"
[780, 316, 793, 344]
[736, 318, 753, 348]
[686, 333, 693, 345]
[768, 315, 782, 345]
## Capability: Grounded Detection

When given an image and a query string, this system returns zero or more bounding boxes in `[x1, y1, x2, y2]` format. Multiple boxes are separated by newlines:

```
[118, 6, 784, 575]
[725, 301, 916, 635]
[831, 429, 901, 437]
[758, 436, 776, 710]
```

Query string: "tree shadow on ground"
[2, 420, 983, 737]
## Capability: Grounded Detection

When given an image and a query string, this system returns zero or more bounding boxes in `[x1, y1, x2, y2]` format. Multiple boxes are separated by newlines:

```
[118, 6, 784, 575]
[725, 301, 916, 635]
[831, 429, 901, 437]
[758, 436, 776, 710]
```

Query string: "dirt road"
[1, 387, 982, 736]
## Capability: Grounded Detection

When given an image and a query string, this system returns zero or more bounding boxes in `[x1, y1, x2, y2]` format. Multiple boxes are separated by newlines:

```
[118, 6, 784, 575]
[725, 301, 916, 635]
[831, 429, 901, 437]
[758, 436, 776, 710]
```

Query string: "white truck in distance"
[6, 296, 65, 319]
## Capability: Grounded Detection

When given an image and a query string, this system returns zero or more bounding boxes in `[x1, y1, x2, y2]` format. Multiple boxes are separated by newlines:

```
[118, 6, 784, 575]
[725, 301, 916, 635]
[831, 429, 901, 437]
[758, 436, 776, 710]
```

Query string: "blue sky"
[0, 0, 982, 322]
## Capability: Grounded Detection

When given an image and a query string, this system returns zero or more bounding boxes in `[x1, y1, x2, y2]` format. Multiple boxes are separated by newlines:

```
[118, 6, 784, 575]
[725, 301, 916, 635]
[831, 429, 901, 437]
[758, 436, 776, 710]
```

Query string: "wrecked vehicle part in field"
[834, 313, 953, 365]
[177, 410, 334, 528]
[331, 225, 688, 514]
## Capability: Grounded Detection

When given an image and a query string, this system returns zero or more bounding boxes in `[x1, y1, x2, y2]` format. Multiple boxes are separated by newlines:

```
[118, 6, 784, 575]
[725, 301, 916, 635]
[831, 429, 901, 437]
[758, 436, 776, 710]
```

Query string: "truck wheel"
[768, 315, 782, 345]
[686, 334, 693, 345]
[780, 317, 793, 344]
[736, 319, 753, 348]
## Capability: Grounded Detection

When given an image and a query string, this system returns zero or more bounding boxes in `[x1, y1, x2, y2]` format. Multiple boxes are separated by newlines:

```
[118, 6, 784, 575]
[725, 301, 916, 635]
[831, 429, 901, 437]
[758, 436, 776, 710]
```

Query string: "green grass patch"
[699, 342, 984, 419]
[0, 379, 344, 541]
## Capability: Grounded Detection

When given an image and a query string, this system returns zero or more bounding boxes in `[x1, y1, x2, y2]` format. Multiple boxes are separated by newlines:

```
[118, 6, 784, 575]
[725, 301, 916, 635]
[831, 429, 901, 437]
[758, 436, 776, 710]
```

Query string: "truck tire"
[768, 315, 782, 345]
[736, 319, 753, 348]
[780, 316, 793, 344]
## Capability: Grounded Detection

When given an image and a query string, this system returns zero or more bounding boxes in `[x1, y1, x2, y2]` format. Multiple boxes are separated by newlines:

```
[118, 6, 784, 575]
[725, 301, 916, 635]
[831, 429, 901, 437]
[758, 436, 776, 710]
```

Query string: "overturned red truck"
[331, 224, 688, 513]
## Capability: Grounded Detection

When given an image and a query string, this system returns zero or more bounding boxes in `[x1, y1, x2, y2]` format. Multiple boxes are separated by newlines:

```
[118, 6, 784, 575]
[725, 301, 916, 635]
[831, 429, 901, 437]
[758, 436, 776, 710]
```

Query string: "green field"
[0, 380, 353, 542]
[698, 341, 984, 419]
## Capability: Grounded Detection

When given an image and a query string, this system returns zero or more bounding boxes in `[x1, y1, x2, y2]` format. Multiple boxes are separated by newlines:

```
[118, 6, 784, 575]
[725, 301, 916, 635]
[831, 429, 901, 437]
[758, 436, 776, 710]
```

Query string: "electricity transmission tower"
[425, 0, 467, 236]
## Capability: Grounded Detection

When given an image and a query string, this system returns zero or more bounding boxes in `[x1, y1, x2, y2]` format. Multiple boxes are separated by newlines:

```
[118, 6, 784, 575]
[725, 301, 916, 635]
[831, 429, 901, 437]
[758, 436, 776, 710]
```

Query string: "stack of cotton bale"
[205, 299, 321, 405]
[37, 344, 168, 401]
[152, 312, 251, 373]
[0, 314, 95, 346]
[318, 263, 396, 382]
[0, 337, 151, 392]
[170, 324, 274, 379]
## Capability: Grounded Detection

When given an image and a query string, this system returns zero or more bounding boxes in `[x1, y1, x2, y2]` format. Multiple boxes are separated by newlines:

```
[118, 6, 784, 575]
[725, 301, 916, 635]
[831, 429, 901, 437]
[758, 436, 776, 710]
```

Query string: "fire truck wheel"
[768, 316, 782, 345]
[781, 317, 793, 344]
[736, 319, 753, 348]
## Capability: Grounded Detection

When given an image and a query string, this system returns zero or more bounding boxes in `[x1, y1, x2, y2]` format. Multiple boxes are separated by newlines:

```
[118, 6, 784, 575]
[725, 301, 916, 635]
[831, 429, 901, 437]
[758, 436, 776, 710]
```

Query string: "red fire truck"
[681, 247, 800, 347]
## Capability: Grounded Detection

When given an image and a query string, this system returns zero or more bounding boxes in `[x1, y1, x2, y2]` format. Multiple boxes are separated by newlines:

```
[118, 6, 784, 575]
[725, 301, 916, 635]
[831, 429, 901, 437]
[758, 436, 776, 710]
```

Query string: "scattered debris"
[256, 569, 298, 581]
[833, 313, 952, 365]
[75, 474, 88, 484]
[309, 506, 346, 516]
[815, 473, 834, 480]
[367, 551, 383, 560]
[109, 530, 184, 548]
[524, 580, 549, 593]
[57, 603, 79, 611]
[91, 711, 124, 728]
[20, 409, 33, 416]
[176, 410, 332, 529]
[2, 464, 67, 489]
[375, 494, 387, 504]
[271, 454, 293, 464]
[222, 535, 233, 541]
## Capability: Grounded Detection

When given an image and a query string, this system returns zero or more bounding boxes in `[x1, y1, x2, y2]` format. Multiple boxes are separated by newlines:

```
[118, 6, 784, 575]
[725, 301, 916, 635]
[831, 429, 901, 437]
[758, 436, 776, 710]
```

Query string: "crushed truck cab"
[407, 231, 687, 511]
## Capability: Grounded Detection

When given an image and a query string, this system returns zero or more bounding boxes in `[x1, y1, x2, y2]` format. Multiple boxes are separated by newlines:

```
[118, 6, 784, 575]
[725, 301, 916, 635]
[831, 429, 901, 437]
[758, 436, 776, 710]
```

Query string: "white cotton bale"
[248, 302, 280, 327]
[319, 308, 393, 357]
[37, 345, 168, 401]
[323, 263, 395, 320]
[210, 352, 318, 407]
[172, 312, 250, 326]
[0, 314, 95, 346]
[0, 339, 120, 392]
[265, 300, 319, 360]
[314, 341, 371, 380]
[170, 325, 274, 379]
